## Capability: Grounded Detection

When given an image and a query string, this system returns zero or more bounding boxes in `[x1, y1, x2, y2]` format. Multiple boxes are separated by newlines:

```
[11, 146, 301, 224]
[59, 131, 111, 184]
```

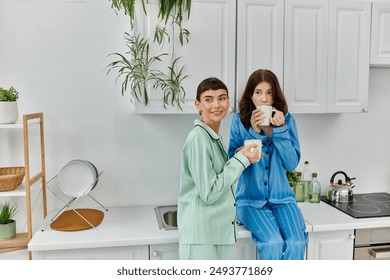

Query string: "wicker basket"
[0, 167, 25, 192]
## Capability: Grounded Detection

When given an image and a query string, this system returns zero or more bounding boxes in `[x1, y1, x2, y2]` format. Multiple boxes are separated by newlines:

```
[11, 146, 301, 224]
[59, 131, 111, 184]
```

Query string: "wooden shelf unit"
[0, 112, 47, 259]
[0, 232, 29, 254]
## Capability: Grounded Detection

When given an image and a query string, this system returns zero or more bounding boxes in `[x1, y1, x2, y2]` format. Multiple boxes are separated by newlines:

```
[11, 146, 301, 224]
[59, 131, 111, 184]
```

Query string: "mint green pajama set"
[178, 119, 250, 260]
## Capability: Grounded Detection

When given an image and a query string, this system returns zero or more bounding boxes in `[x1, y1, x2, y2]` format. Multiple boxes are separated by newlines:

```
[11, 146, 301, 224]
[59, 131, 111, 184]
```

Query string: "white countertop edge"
[28, 206, 253, 252]
[28, 228, 253, 252]
[311, 218, 390, 232]
[28, 204, 390, 252]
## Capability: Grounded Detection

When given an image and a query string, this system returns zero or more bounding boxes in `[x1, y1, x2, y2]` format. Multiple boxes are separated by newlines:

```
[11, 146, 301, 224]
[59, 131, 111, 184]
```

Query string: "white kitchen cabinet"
[149, 238, 257, 260]
[134, 0, 236, 114]
[306, 229, 355, 260]
[327, 0, 371, 113]
[284, 0, 328, 113]
[149, 243, 179, 260]
[131, 0, 372, 114]
[371, 2, 390, 66]
[32, 239, 256, 260]
[230, 237, 257, 259]
[236, 0, 284, 108]
[284, 0, 371, 113]
[32, 245, 149, 260]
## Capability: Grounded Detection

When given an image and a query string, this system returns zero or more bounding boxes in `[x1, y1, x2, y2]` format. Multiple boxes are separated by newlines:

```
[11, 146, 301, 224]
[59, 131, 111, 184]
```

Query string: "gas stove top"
[320, 192, 390, 219]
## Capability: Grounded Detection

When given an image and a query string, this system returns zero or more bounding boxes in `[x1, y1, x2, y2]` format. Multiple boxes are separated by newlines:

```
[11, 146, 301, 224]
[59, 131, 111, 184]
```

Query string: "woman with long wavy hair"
[228, 69, 308, 260]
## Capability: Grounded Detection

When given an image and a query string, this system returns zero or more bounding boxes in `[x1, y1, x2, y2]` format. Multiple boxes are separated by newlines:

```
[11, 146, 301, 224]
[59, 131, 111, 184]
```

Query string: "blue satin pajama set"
[228, 112, 308, 260]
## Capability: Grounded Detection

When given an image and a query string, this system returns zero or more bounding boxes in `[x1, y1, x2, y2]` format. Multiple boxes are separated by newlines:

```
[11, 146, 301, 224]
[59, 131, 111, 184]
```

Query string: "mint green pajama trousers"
[179, 244, 231, 260]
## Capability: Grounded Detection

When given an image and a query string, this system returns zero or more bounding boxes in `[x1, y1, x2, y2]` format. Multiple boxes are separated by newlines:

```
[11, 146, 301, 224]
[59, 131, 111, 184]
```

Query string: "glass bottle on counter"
[294, 172, 305, 202]
[301, 161, 312, 201]
[308, 172, 321, 203]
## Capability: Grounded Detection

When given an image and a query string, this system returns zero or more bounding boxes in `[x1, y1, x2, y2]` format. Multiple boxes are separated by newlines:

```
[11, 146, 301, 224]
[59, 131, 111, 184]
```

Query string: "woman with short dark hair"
[177, 77, 259, 260]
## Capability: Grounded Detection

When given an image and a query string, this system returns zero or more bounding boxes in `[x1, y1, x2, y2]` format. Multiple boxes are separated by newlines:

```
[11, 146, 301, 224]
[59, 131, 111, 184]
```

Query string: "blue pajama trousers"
[237, 202, 308, 260]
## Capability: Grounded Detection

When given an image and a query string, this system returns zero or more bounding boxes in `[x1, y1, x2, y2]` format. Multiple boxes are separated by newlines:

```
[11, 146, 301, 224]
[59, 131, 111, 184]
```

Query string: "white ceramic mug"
[256, 105, 273, 126]
[244, 139, 262, 162]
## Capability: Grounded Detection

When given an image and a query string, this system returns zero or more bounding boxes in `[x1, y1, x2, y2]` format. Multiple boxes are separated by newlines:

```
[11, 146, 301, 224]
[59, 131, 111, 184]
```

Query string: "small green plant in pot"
[0, 200, 18, 240]
[0, 86, 19, 124]
[287, 170, 301, 190]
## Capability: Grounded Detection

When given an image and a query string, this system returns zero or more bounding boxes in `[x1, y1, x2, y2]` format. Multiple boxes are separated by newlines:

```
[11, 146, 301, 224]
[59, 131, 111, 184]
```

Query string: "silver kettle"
[327, 171, 356, 203]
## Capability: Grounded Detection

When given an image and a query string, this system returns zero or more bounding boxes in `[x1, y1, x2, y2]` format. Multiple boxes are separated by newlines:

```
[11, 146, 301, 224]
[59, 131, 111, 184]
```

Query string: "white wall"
[1, 0, 390, 216]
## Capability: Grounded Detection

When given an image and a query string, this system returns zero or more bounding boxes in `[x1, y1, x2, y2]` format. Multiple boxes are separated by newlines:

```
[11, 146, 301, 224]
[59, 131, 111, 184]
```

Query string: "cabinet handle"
[369, 247, 390, 259]
[152, 251, 158, 257]
[349, 234, 355, 240]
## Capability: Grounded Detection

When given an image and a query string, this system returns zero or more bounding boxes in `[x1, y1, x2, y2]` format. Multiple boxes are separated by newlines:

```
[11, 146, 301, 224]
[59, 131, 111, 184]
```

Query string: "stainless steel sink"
[154, 205, 178, 230]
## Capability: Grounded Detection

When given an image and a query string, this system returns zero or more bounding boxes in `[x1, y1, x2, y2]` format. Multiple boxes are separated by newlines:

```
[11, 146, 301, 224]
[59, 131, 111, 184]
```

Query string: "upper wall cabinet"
[371, 2, 390, 66]
[327, 0, 371, 113]
[285, 0, 371, 113]
[132, 0, 372, 114]
[236, 0, 284, 108]
[284, 0, 328, 113]
[135, 0, 236, 114]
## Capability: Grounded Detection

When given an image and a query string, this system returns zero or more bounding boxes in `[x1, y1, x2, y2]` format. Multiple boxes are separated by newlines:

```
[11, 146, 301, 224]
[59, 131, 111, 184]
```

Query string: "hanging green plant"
[106, 32, 187, 108]
[106, 33, 166, 105]
[154, 56, 188, 109]
[110, 0, 191, 43]
[108, 0, 192, 109]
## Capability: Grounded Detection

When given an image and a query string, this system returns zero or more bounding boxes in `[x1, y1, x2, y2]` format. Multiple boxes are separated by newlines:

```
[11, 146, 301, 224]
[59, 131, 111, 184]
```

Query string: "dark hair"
[238, 69, 288, 128]
[196, 77, 228, 101]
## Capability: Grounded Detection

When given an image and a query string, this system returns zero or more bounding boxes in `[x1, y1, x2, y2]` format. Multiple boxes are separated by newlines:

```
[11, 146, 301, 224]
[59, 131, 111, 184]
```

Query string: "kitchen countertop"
[28, 206, 252, 252]
[28, 202, 390, 252]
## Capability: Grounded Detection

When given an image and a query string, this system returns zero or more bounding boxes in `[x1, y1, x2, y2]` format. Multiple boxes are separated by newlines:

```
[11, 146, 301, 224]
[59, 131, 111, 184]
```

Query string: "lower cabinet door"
[32, 245, 149, 260]
[149, 238, 257, 260]
[230, 238, 257, 260]
[306, 230, 354, 260]
[149, 243, 179, 260]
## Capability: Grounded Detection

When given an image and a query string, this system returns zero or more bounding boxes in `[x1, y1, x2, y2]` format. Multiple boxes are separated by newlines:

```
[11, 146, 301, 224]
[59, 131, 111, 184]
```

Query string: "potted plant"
[287, 170, 301, 192]
[0, 200, 18, 240]
[0, 86, 19, 124]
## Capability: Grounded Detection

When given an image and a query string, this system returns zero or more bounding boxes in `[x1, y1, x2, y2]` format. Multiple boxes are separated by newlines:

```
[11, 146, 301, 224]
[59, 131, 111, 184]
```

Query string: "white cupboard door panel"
[327, 0, 371, 113]
[230, 238, 257, 260]
[236, 0, 284, 108]
[32, 246, 149, 260]
[136, 0, 236, 114]
[306, 230, 354, 260]
[371, 3, 390, 66]
[284, 0, 328, 113]
[149, 243, 179, 260]
[149, 239, 256, 260]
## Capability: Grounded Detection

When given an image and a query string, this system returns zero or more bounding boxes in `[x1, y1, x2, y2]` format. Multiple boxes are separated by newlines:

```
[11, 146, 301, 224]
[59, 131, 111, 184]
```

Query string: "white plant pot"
[0, 101, 18, 124]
